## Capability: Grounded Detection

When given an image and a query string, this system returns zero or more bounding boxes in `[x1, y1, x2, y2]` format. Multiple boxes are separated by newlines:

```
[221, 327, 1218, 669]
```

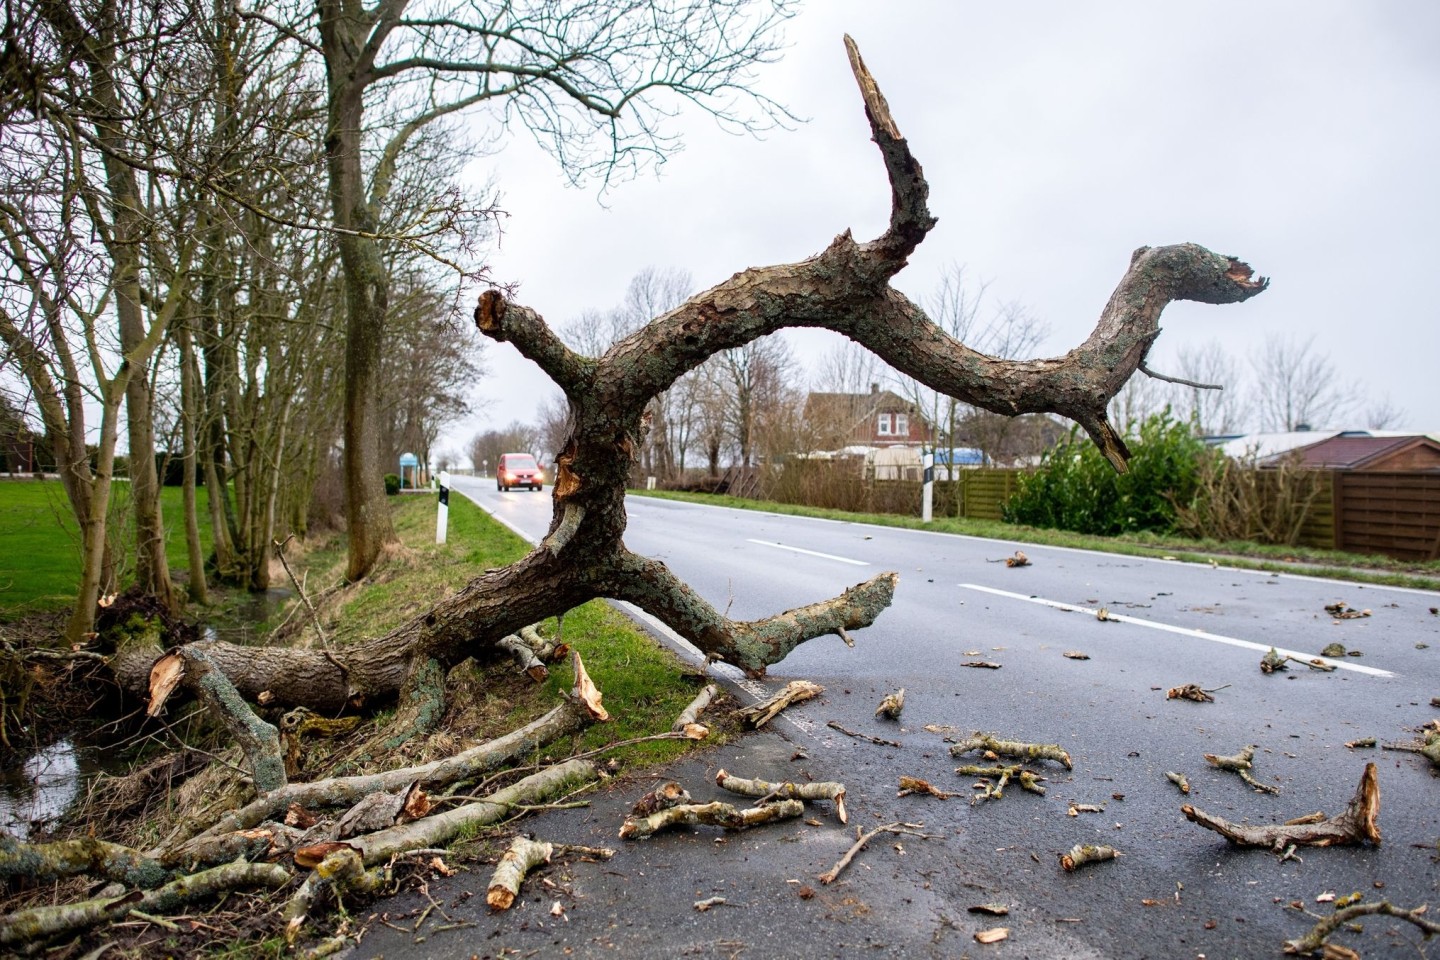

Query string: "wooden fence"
[1331, 472, 1440, 561]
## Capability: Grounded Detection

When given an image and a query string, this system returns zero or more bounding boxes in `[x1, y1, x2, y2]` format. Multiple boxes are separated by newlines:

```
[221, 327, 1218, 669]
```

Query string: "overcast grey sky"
[442, 0, 1438, 463]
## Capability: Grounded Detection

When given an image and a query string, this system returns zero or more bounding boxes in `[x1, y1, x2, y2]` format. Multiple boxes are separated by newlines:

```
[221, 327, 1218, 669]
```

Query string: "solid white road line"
[958, 583, 1395, 678]
[745, 539, 869, 566]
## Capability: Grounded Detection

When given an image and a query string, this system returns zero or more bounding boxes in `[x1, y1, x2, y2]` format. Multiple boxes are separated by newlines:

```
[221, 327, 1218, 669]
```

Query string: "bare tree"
[312, 0, 797, 580]
[1173, 340, 1246, 435]
[114, 39, 1269, 711]
[1363, 394, 1406, 431]
[1251, 334, 1360, 432]
[469, 423, 541, 479]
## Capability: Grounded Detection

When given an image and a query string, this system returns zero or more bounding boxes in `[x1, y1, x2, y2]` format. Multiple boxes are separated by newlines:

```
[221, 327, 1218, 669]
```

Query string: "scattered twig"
[737, 681, 823, 729]
[1167, 683, 1230, 703]
[818, 822, 938, 885]
[693, 896, 733, 912]
[875, 688, 904, 720]
[716, 769, 847, 823]
[826, 720, 901, 748]
[897, 776, 962, 800]
[1165, 771, 1191, 795]
[1062, 651, 1090, 660]
[672, 684, 718, 732]
[960, 660, 1002, 669]
[1283, 899, 1440, 955]
[274, 535, 330, 649]
[1059, 844, 1119, 871]
[1203, 744, 1280, 794]
[1323, 601, 1370, 620]
[1261, 647, 1288, 673]
[950, 733, 1072, 770]
[1380, 722, 1440, 770]
[1183, 763, 1381, 851]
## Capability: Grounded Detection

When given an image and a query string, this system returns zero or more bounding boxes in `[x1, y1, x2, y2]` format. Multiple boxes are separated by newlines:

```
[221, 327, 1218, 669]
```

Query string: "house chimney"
[1295, 423, 1311, 432]
[870, 382, 878, 395]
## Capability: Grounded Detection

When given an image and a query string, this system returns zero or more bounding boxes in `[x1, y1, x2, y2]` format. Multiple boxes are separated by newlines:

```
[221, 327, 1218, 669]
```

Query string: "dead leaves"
[1166, 684, 1214, 703]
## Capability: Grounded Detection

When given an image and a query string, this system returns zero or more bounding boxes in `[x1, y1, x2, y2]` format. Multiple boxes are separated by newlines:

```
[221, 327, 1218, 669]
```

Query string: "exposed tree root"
[619, 799, 804, 840]
[715, 769, 847, 823]
[818, 822, 939, 885]
[1203, 744, 1280, 794]
[736, 680, 822, 728]
[0, 860, 290, 947]
[950, 733, 1072, 770]
[1283, 899, 1440, 955]
[955, 764, 1047, 802]
[1182, 763, 1381, 851]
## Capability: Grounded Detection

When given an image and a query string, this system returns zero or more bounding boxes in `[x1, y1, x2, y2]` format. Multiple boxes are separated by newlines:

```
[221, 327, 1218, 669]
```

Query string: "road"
[403, 477, 1440, 957]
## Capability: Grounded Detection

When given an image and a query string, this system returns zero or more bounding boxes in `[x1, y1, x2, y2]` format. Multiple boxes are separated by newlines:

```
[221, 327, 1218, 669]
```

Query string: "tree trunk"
[178, 321, 209, 604]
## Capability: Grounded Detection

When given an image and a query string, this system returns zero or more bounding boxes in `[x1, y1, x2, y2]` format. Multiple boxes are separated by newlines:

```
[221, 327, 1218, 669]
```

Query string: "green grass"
[0, 479, 214, 618]
[634, 489, 1440, 591]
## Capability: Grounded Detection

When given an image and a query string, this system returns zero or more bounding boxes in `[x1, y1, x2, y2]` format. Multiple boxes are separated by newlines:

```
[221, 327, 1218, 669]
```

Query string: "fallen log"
[619, 799, 804, 840]
[0, 835, 169, 888]
[715, 769, 847, 823]
[0, 860, 290, 947]
[1182, 763, 1380, 851]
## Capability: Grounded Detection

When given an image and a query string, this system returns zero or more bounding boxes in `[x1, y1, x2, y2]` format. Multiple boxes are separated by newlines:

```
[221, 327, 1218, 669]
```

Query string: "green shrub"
[383, 473, 401, 496]
[1004, 409, 1211, 535]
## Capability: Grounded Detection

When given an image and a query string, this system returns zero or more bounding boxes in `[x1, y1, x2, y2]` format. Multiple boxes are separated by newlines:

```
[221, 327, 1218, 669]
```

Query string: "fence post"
[436, 470, 450, 544]
[921, 450, 934, 522]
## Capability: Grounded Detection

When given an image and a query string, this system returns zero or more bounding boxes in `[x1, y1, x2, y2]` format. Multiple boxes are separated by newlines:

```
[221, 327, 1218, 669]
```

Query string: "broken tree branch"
[875, 688, 904, 719]
[498, 633, 548, 683]
[1060, 844, 1119, 872]
[736, 680, 823, 728]
[826, 720, 902, 747]
[715, 769, 847, 824]
[619, 799, 805, 840]
[1203, 744, 1280, 794]
[955, 764, 1047, 801]
[950, 733, 1072, 770]
[486, 837, 554, 911]
[1282, 899, 1440, 955]
[673, 683, 718, 732]
[897, 776, 962, 800]
[819, 822, 938, 885]
[1182, 762, 1381, 851]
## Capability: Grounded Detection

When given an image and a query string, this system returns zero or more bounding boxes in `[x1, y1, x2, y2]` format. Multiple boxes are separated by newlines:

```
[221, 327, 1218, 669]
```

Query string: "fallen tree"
[103, 36, 1265, 717]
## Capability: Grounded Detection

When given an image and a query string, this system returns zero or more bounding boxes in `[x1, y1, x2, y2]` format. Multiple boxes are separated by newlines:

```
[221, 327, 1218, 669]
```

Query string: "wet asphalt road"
[352, 480, 1440, 959]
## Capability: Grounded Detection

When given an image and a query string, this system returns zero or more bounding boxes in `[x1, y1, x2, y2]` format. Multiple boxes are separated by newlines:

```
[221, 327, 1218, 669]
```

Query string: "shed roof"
[1283, 434, 1440, 470]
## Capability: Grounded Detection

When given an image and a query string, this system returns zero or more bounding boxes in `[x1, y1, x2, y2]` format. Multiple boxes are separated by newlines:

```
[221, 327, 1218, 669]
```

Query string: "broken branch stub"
[737, 680, 822, 728]
[1182, 762, 1381, 851]
[619, 799, 804, 840]
[950, 733, 1072, 770]
[716, 769, 847, 824]
[1203, 744, 1280, 794]
[486, 837, 554, 911]
[875, 688, 904, 720]
[1060, 844, 1119, 872]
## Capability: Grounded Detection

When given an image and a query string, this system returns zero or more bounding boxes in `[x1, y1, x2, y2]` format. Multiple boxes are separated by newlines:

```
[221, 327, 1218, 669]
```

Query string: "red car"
[496, 452, 545, 491]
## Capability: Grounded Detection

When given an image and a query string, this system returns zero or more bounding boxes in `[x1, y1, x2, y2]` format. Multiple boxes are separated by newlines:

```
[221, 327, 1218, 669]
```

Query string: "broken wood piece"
[1067, 803, 1105, 816]
[1282, 899, 1440, 955]
[1062, 651, 1090, 660]
[1004, 551, 1030, 568]
[630, 782, 692, 818]
[486, 837, 554, 910]
[897, 776, 962, 800]
[282, 846, 384, 941]
[1203, 744, 1280, 794]
[672, 684, 718, 731]
[826, 720, 901, 747]
[1095, 606, 1112, 622]
[335, 781, 430, 838]
[693, 896, 729, 911]
[1323, 602, 1370, 620]
[955, 764, 1047, 801]
[1182, 762, 1380, 851]
[1060, 843, 1119, 871]
[950, 733, 1072, 770]
[875, 687, 904, 720]
[975, 927, 1010, 944]
[1344, 738, 1376, 749]
[968, 903, 1010, 916]
[1165, 771, 1191, 795]
[818, 821, 937, 884]
[498, 633, 548, 683]
[1380, 724, 1440, 769]
[1261, 647, 1288, 673]
[736, 680, 823, 728]
[961, 660, 1002, 669]
[1167, 683, 1227, 703]
[619, 799, 804, 840]
[571, 649, 610, 721]
[715, 769, 847, 824]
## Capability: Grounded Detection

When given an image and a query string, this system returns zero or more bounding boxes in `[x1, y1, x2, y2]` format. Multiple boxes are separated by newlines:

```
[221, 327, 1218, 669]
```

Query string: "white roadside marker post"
[437, 470, 450, 544]
[921, 450, 934, 523]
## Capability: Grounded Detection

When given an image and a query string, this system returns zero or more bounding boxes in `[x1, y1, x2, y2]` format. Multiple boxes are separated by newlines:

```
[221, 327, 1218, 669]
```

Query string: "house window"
[894, 413, 908, 437]
[876, 413, 892, 436]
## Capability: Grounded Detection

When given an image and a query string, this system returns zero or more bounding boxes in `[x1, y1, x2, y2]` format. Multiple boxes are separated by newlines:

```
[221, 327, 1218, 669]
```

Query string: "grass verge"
[633, 489, 1440, 591]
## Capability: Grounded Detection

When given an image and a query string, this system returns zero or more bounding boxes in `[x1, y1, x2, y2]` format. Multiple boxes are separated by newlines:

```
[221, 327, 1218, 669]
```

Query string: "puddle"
[201, 587, 291, 645]
[0, 739, 98, 839]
